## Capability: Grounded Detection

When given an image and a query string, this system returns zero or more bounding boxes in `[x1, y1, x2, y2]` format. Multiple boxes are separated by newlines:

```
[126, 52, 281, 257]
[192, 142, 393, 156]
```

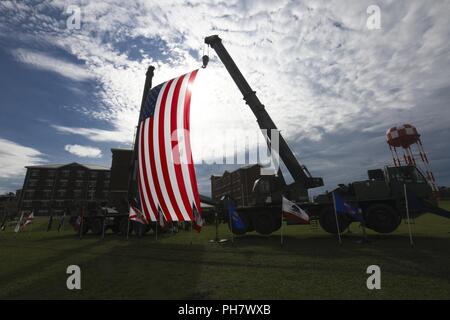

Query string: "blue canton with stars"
[140, 83, 164, 121]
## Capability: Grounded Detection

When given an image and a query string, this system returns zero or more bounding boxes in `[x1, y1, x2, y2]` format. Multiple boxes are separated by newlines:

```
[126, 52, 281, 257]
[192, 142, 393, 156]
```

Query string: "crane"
[204, 35, 324, 234]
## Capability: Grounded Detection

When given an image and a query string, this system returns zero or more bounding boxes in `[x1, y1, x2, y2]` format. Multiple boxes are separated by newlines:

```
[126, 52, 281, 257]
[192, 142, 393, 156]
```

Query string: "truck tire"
[254, 211, 275, 235]
[90, 218, 103, 235]
[366, 204, 401, 233]
[319, 206, 350, 234]
[241, 212, 254, 232]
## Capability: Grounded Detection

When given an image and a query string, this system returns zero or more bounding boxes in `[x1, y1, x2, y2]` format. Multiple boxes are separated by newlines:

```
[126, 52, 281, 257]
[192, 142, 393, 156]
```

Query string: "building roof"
[111, 148, 133, 152]
[210, 164, 260, 178]
[26, 162, 110, 171]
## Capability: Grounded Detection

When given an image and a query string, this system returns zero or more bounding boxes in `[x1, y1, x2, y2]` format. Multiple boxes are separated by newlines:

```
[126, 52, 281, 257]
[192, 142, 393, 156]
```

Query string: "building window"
[89, 181, 97, 188]
[88, 190, 95, 199]
[22, 200, 32, 208]
[74, 190, 83, 199]
[57, 190, 67, 198]
[90, 172, 98, 179]
[28, 179, 38, 187]
[77, 170, 85, 178]
[75, 180, 84, 188]
[25, 190, 35, 199]
[48, 170, 56, 178]
[105, 172, 111, 179]
[43, 190, 52, 199]
[61, 170, 70, 178]
[30, 169, 40, 178]
[45, 179, 54, 187]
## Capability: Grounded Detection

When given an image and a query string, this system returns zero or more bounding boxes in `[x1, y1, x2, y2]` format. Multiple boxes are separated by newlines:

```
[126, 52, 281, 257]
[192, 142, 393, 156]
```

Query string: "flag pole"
[280, 208, 284, 246]
[404, 184, 414, 247]
[126, 216, 130, 240]
[190, 221, 193, 245]
[14, 211, 24, 237]
[332, 192, 342, 245]
[79, 207, 84, 240]
[155, 221, 158, 241]
[101, 215, 106, 239]
[229, 208, 234, 244]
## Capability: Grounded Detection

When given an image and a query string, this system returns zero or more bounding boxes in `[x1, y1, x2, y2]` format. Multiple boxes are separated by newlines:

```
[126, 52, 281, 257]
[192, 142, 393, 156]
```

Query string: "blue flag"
[227, 201, 246, 232]
[333, 192, 364, 223]
[406, 190, 450, 219]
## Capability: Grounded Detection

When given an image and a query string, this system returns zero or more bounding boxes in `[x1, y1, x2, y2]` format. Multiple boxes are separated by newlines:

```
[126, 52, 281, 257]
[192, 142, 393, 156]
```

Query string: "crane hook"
[202, 55, 209, 68]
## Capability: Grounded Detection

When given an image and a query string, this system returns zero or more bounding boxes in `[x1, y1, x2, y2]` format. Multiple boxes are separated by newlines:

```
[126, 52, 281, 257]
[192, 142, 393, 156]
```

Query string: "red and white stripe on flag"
[24, 212, 34, 226]
[282, 197, 310, 224]
[129, 205, 148, 225]
[137, 69, 202, 224]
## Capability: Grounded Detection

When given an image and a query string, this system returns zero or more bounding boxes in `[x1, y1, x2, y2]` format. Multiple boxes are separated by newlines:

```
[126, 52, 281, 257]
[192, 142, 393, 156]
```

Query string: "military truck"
[204, 35, 438, 235]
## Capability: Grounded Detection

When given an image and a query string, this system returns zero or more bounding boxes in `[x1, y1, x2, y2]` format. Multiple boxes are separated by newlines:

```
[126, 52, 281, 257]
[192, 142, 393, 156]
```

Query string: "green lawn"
[1, 202, 450, 300]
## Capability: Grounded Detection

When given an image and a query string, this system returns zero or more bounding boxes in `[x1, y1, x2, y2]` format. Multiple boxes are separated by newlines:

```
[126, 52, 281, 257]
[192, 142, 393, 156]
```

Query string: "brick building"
[211, 164, 261, 207]
[109, 148, 133, 213]
[18, 163, 110, 216]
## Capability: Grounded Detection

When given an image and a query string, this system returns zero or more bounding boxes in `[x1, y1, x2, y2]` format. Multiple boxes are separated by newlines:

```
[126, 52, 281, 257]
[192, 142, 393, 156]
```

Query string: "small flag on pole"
[158, 207, 165, 228]
[129, 205, 148, 225]
[23, 212, 34, 226]
[227, 201, 246, 233]
[333, 192, 364, 223]
[282, 197, 310, 224]
[403, 184, 415, 247]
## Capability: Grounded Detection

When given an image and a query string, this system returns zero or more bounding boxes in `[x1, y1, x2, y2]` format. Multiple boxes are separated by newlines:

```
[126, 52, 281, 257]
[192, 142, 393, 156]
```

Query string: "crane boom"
[205, 35, 323, 190]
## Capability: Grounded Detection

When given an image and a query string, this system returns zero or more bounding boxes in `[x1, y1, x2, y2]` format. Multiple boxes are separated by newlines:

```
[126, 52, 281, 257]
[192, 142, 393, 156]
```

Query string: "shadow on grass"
[1, 238, 208, 299]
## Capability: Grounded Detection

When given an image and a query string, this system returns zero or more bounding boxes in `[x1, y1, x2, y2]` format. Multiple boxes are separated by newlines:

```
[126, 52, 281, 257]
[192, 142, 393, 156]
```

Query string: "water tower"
[386, 124, 438, 192]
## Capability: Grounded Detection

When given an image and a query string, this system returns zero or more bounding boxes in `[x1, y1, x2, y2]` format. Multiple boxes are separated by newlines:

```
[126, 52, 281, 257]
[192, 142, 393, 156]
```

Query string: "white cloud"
[64, 144, 103, 158]
[12, 48, 94, 81]
[54, 125, 131, 144]
[1, 0, 450, 188]
[0, 138, 46, 179]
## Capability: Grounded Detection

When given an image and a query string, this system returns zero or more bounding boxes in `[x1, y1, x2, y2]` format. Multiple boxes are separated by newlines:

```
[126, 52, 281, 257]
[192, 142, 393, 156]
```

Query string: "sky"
[0, 0, 449, 197]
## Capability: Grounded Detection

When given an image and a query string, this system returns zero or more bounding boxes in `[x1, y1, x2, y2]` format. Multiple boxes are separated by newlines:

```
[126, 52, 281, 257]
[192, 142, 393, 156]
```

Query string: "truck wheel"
[241, 212, 254, 232]
[366, 204, 401, 233]
[90, 218, 103, 235]
[254, 211, 275, 235]
[119, 218, 131, 236]
[319, 206, 350, 234]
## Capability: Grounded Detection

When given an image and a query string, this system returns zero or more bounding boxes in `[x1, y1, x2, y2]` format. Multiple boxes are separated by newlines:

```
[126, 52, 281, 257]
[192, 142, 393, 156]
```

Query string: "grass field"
[1, 202, 450, 300]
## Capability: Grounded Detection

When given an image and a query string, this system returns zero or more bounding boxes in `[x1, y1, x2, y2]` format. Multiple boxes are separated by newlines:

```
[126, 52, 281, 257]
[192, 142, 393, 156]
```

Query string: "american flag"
[136, 69, 202, 227]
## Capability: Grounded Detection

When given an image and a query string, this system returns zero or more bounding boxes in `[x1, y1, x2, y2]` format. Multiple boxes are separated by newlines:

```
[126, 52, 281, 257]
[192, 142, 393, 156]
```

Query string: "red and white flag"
[16, 211, 34, 232]
[282, 197, 310, 224]
[136, 70, 202, 226]
[129, 205, 148, 225]
[158, 207, 165, 228]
